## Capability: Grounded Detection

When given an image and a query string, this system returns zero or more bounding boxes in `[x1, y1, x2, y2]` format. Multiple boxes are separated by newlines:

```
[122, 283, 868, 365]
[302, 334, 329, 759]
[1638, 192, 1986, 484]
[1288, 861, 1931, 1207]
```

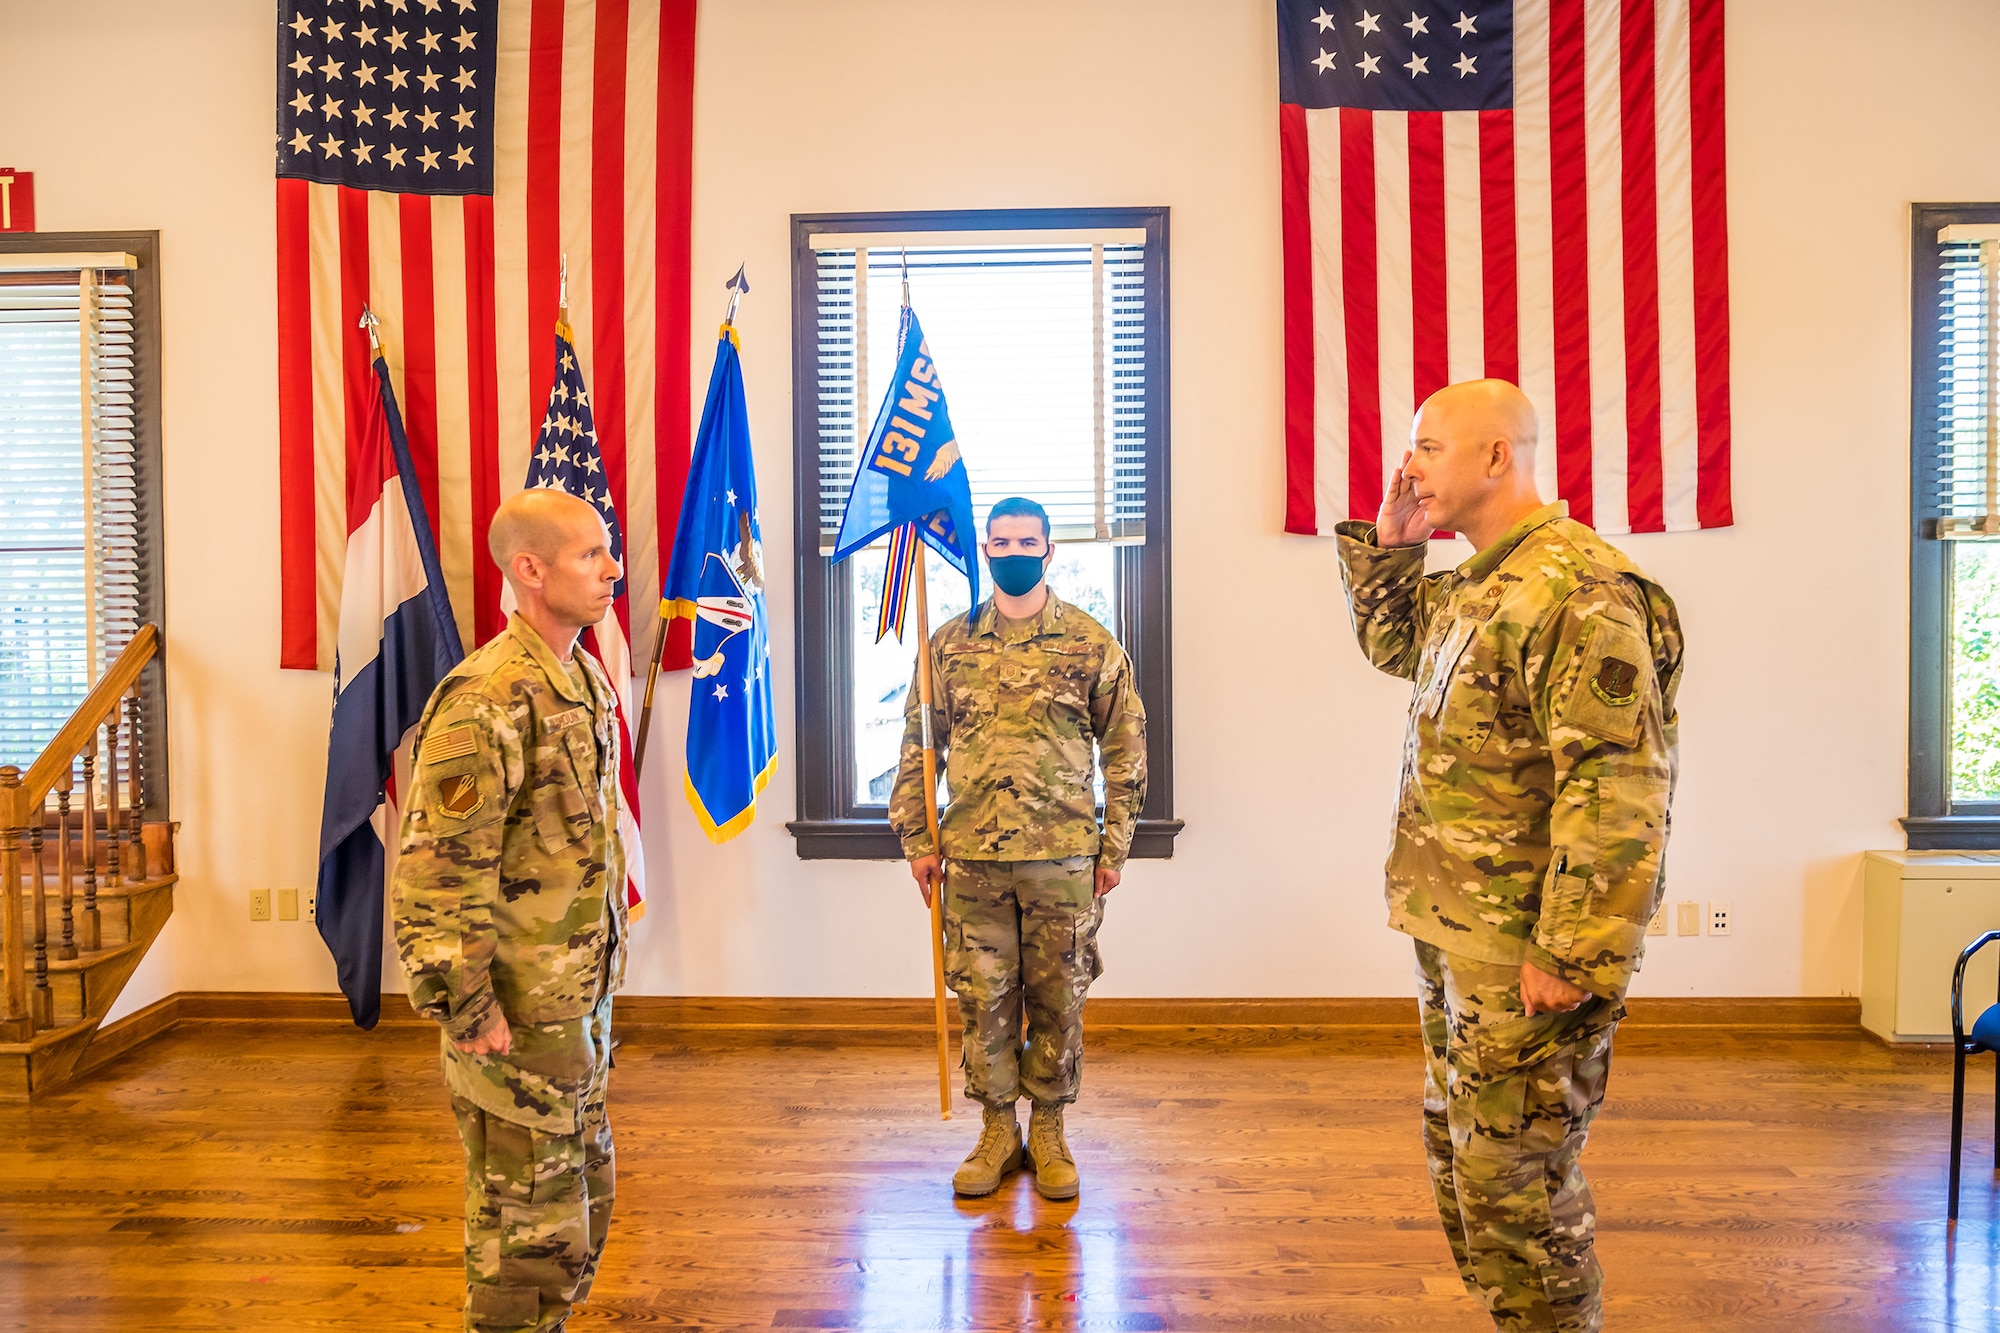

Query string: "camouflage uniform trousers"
[943, 857, 1104, 1109]
[1415, 941, 1620, 1333]
[450, 995, 616, 1333]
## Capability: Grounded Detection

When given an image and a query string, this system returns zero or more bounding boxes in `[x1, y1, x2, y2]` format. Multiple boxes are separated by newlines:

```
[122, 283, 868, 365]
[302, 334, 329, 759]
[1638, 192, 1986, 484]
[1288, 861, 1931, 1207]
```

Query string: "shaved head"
[1379, 378, 1548, 553]
[489, 488, 622, 648]
[488, 487, 603, 571]
[1416, 378, 1540, 475]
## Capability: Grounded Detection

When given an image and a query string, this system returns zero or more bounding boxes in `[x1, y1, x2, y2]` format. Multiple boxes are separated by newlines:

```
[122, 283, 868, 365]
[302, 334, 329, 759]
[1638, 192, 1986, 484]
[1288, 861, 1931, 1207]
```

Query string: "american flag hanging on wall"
[276, 0, 697, 672]
[1277, 0, 1732, 536]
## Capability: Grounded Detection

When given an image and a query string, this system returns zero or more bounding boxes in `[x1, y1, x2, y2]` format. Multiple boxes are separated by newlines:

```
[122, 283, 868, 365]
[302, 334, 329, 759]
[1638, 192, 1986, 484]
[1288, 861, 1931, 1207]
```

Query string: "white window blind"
[1934, 226, 2000, 537]
[812, 236, 1149, 552]
[0, 262, 140, 769]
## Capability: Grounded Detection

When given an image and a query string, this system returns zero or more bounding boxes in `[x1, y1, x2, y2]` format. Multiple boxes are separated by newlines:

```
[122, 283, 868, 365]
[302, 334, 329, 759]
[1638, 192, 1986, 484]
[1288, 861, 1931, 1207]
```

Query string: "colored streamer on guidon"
[877, 523, 919, 644]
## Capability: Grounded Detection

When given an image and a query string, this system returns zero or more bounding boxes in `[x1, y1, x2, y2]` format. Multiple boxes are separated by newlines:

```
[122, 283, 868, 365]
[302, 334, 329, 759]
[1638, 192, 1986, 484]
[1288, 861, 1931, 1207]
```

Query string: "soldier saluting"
[393, 488, 628, 1333]
[891, 496, 1148, 1200]
[1335, 380, 1683, 1333]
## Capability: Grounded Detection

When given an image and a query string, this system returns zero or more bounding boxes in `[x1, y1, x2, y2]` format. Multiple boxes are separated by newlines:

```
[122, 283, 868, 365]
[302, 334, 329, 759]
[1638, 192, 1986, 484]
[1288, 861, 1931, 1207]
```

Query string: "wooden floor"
[0, 1019, 1995, 1331]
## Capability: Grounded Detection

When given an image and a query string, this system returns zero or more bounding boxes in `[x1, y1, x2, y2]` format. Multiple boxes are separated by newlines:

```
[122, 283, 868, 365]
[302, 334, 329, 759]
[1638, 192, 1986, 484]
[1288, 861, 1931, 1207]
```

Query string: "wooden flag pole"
[911, 543, 953, 1120]
[632, 605, 671, 780]
[635, 265, 750, 781]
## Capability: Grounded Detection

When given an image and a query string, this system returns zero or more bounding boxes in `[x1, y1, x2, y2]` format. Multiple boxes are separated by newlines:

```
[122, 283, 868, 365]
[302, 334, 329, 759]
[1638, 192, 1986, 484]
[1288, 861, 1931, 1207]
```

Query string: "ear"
[1487, 436, 1514, 479]
[510, 550, 544, 588]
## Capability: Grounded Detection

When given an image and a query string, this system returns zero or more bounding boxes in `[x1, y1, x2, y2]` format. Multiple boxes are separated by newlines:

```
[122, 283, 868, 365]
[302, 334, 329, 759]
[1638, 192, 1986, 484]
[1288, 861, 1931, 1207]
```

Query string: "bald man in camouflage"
[1335, 380, 1684, 1333]
[392, 488, 628, 1333]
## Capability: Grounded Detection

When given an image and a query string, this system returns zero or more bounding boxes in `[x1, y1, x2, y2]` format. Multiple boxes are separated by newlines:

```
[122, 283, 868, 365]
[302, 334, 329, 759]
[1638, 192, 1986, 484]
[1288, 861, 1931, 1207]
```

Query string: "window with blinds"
[788, 209, 1177, 859]
[1930, 226, 2000, 537]
[0, 260, 143, 771]
[810, 237, 1150, 550]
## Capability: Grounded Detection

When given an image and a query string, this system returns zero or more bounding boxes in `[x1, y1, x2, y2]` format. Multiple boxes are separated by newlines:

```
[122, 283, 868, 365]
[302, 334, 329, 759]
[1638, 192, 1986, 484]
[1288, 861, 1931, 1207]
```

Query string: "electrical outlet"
[277, 888, 299, 922]
[1647, 903, 1668, 936]
[305, 887, 318, 920]
[248, 889, 272, 922]
[1709, 901, 1732, 937]
[1676, 900, 1700, 936]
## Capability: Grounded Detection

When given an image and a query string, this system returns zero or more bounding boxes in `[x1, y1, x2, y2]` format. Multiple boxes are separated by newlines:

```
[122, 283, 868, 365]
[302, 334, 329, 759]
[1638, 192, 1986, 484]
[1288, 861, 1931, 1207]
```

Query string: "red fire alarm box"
[0, 170, 35, 232]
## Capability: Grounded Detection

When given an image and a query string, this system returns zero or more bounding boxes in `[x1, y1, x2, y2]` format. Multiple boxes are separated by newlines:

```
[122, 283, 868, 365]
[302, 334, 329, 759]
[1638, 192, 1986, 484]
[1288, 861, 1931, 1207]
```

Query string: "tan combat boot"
[1027, 1102, 1079, 1200]
[952, 1103, 1024, 1196]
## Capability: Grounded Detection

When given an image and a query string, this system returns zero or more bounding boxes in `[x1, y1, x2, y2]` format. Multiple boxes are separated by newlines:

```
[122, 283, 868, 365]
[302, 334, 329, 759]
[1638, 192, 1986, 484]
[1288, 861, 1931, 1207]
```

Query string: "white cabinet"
[1863, 851, 2000, 1042]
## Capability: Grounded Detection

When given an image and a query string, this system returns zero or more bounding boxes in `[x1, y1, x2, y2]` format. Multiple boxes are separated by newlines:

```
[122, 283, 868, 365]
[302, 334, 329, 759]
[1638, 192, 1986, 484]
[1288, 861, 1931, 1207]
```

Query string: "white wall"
[0, 0, 1985, 1014]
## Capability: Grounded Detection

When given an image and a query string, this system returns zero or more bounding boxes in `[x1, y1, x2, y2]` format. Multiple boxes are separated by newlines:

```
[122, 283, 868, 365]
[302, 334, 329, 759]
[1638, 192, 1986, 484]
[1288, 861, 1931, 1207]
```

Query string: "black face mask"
[988, 552, 1049, 598]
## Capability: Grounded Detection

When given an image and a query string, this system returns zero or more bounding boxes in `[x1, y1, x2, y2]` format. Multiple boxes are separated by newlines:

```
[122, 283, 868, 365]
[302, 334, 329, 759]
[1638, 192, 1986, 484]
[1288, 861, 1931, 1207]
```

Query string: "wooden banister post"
[54, 769, 75, 962]
[125, 689, 146, 882]
[78, 747, 100, 953]
[103, 717, 122, 887]
[29, 818, 50, 1032]
[0, 767, 30, 1042]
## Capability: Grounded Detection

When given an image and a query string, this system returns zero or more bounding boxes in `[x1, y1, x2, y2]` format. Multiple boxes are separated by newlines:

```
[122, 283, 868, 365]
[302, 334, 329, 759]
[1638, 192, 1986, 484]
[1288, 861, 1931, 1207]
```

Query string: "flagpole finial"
[358, 304, 382, 355]
[722, 264, 749, 329]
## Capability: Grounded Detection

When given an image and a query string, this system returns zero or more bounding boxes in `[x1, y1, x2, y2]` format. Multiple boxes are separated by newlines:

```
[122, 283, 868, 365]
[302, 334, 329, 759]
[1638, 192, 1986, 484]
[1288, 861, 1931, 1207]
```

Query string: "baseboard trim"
[82, 991, 1862, 1068]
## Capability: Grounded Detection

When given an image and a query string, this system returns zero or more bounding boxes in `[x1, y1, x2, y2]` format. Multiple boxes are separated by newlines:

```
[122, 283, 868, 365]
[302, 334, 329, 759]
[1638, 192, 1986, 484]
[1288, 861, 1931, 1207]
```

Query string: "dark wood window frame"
[785, 207, 1181, 860]
[1909, 203, 2000, 850]
[0, 230, 168, 821]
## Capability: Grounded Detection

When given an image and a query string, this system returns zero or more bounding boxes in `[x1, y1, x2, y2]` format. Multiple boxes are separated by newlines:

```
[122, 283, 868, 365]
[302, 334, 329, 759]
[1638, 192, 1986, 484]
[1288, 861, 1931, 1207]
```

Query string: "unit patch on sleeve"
[1560, 623, 1653, 748]
[1590, 656, 1641, 708]
[436, 773, 484, 820]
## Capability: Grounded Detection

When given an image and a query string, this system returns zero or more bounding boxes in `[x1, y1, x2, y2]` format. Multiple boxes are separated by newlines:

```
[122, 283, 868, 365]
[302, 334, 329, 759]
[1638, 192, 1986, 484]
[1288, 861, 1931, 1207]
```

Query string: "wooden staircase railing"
[0, 624, 176, 1097]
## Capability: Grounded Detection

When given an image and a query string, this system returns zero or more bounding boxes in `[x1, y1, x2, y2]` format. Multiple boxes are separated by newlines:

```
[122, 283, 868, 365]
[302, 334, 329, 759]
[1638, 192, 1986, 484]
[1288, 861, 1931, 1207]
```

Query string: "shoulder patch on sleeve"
[435, 773, 484, 819]
[1560, 622, 1653, 747]
[420, 725, 479, 764]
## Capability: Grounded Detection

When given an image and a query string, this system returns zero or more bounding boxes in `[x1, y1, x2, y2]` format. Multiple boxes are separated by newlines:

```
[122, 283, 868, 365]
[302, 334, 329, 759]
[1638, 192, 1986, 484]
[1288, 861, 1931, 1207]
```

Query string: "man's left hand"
[1520, 961, 1589, 1017]
[1094, 865, 1121, 898]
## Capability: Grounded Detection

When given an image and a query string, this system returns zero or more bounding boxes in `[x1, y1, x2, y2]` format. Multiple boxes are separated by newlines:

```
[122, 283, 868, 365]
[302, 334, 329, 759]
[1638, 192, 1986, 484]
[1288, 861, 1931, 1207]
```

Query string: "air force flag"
[317, 335, 464, 1029]
[830, 305, 980, 607]
[663, 326, 777, 842]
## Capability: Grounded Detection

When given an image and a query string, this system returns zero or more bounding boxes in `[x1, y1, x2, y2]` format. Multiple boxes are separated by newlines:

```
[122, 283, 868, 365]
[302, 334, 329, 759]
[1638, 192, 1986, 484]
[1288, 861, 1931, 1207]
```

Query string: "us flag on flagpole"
[276, 0, 698, 676]
[1278, 0, 1732, 536]
[504, 317, 648, 914]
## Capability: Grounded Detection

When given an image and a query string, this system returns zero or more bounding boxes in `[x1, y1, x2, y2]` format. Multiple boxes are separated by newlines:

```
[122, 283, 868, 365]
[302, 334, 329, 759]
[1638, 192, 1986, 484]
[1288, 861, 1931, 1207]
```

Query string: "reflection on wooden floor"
[0, 1019, 1996, 1330]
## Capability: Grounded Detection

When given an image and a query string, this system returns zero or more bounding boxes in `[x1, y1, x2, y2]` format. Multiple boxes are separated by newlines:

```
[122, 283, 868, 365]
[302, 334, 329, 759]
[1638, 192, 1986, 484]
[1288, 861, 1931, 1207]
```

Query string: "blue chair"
[1950, 930, 2000, 1221]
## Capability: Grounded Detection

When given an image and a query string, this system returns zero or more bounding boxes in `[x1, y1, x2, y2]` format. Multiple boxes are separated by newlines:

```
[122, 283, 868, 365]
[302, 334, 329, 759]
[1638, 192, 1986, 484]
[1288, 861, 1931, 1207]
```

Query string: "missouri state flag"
[662, 326, 776, 842]
[317, 326, 464, 1030]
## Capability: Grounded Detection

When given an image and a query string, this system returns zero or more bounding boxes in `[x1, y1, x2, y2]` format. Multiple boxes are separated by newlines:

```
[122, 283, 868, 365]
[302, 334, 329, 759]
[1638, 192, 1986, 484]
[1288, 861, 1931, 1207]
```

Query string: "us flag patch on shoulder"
[421, 726, 478, 764]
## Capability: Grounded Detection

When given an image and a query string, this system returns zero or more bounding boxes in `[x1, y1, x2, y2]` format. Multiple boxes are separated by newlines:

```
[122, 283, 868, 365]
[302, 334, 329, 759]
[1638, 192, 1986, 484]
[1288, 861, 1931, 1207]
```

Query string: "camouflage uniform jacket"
[889, 595, 1147, 868]
[392, 613, 627, 1132]
[1335, 501, 1683, 999]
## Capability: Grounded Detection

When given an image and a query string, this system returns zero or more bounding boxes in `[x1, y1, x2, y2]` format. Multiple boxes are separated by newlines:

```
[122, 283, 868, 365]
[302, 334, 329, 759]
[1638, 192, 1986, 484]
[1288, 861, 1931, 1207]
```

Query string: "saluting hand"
[1377, 450, 1435, 548]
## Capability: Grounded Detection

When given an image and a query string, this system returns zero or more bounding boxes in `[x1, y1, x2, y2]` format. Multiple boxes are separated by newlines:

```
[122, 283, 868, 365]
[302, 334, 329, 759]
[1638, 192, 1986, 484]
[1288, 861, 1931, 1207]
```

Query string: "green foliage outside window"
[1952, 541, 2000, 800]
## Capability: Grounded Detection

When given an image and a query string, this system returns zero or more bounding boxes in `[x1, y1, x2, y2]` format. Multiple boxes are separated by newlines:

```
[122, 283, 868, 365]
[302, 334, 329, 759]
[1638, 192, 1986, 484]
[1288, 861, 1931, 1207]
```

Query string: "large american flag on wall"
[1278, 0, 1731, 535]
[277, 0, 697, 672]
